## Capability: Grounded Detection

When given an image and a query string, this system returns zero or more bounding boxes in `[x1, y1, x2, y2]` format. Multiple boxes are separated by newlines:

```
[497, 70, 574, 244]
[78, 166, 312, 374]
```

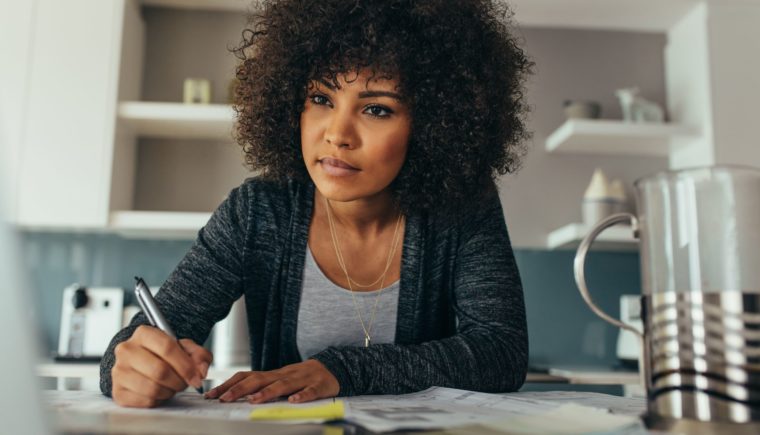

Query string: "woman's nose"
[324, 110, 356, 148]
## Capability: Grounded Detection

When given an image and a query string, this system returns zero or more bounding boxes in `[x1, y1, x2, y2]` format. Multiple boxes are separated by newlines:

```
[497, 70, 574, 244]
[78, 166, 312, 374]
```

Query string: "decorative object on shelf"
[582, 168, 626, 226]
[614, 87, 664, 123]
[183, 78, 212, 104]
[563, 100, 601, 120]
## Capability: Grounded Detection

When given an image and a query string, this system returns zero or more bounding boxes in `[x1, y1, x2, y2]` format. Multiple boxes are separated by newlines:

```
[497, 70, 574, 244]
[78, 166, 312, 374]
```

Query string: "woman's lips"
[319, 157, 360, 176]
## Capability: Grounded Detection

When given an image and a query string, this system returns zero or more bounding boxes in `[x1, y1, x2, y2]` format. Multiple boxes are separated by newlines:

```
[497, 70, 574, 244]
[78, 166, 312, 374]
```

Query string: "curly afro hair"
[233, 0, 532, 214]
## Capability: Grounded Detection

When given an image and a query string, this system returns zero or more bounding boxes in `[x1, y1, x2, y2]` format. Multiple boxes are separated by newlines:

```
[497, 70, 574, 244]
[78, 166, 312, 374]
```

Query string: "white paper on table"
[473, 403, 646, 435]
[511, 391, 646, 417]
[43, 390, 334, 423]
[44, 387, 647, 433]
[343, 387, 567, 432]
[343, 387, 648, 433]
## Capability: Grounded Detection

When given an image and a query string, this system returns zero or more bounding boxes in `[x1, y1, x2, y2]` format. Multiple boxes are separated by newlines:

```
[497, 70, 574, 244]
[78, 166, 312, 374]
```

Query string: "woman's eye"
[309, 94, 330, 106]
[364, 105, 392, 118]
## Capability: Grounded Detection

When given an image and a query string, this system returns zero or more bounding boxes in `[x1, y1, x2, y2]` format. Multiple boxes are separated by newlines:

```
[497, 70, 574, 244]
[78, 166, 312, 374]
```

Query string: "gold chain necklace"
[323, 196, 403, 347]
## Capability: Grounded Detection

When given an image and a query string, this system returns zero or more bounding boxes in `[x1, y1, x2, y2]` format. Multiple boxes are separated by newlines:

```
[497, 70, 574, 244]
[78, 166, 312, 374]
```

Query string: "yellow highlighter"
[250, 400, 345, 421]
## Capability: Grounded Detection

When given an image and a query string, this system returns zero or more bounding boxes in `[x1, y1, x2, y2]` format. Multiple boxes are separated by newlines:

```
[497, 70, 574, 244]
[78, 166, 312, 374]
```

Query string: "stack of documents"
[340, 387, 645, 433]
[44, 386, 646, 434]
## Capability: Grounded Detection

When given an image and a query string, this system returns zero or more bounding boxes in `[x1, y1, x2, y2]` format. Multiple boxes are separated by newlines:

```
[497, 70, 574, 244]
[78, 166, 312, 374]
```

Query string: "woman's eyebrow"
[315, 78, 337, 91]
[358, 90, 403, 101]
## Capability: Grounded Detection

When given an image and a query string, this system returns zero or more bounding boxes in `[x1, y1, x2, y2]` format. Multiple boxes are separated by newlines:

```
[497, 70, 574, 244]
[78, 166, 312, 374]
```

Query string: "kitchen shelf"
[141, 0, 698, 32]
[547, 222, 638, 251]
[545, 119, 699, 157]
[109, 210, 211, 239]
[118, 101, 235, 140]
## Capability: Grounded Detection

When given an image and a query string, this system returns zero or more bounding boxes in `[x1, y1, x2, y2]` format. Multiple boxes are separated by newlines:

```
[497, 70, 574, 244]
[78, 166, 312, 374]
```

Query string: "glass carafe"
[574, 166, 760, 433]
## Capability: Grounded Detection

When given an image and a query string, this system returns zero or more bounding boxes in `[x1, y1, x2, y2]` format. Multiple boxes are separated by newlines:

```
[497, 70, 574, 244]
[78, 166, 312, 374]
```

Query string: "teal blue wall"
[22, 232, 193, 352]
[517, 249, 640, 368]
[21, 232, 640, 370]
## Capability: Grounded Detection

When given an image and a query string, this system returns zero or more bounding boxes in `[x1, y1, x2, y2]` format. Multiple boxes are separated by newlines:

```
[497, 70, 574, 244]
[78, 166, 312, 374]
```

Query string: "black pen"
[134, 276, 204, 394]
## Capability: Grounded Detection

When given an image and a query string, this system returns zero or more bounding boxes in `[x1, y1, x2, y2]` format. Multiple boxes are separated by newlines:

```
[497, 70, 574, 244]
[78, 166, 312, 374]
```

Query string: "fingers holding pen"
[133, 326, 203, 389]
[111, 365, 177, 403]
[125, 344, 187, 392]
[180, 338, 213, 379]
[112, 385, 163, 409]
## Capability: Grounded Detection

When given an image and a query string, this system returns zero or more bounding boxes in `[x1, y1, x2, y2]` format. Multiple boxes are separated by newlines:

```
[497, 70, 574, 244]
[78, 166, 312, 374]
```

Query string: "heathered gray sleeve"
[99, 185, 249, 397]
[311, 193, 528, 396]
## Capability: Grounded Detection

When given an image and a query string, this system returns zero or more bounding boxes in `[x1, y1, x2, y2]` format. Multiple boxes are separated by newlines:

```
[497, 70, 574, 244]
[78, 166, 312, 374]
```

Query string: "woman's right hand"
[111, 325, 212, 408]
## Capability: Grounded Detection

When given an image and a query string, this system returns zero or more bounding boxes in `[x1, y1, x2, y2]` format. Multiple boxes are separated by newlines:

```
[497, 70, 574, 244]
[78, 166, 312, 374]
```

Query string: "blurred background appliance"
[57, 284, 124, 360]
[212, 297, 250, 368]
[616, 294, 641, 368]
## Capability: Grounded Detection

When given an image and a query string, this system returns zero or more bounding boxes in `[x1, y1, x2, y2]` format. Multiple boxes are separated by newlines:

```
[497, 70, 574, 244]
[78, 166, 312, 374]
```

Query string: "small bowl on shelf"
[563, 100, 601, 120]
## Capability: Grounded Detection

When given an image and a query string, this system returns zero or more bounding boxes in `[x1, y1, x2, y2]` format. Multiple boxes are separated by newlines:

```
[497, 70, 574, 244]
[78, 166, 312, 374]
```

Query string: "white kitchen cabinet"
[108, 0, 249, 238]
[15, 0, 123, 229]
[11, 0, 248, 236]
[0, 0, 36, 219]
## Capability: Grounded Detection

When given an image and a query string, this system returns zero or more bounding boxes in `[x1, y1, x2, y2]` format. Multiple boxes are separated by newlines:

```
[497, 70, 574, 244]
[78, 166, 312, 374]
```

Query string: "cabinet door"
[16, 0, 123, 228]
[0, 0, 36, 220]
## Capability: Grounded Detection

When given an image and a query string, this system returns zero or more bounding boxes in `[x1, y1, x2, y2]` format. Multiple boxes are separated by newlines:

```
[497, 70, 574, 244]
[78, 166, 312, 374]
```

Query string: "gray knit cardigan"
[100, 177, 528, 397]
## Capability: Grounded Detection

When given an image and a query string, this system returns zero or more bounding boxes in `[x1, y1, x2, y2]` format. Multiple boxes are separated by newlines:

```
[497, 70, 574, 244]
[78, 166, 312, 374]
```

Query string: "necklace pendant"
[364, 336, 371, 347]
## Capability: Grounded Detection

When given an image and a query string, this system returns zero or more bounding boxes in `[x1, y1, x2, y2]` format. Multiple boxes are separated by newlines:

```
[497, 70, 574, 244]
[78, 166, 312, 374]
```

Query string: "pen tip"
[134, 276, 140, 282]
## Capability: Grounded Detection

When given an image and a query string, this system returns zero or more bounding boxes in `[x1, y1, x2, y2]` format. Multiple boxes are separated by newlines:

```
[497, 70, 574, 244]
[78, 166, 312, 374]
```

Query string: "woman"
[100, 0, 532, 408]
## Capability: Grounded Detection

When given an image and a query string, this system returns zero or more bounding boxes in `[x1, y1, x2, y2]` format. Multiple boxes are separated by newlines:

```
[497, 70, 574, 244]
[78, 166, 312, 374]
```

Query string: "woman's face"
[300, 69, 411, 203]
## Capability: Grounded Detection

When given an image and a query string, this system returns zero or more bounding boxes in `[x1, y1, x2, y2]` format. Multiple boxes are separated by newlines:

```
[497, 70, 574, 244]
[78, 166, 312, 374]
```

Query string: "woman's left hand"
[205, 359, 340, 404]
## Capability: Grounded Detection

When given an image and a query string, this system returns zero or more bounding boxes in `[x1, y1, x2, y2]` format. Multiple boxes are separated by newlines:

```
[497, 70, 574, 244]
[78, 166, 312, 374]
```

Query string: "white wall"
[707, 1, 760, 167]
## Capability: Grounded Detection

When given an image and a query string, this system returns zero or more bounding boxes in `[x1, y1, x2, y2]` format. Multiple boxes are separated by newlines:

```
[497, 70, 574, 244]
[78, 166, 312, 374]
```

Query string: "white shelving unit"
[109, 210, 211, 239]
[547, 223, 637, 251]
[545, 119, 699, 157]
[118, 101, 235, 140]
[544, 119, 699, 251]
[100, 1, 251, 239]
